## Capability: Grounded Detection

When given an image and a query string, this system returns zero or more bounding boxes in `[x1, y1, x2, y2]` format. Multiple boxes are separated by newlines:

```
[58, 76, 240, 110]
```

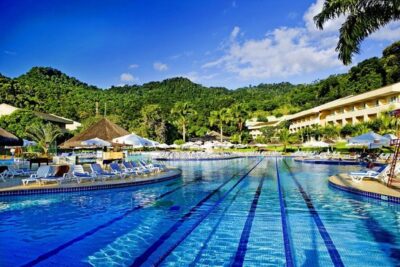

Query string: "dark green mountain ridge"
[0, 41, 399, 140]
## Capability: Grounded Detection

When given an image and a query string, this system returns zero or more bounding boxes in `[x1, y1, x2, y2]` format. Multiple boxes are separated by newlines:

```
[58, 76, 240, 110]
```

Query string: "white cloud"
[153, 62, 168, 71]
[204, 27, 341, 79]
[203, 0, 400, 81]
[370, 21, 400, 41]
[230, 26, 240, 39]
[128, 64, 139, 69]
[120, 73, 135, 82]
[303, 0, 345, 35]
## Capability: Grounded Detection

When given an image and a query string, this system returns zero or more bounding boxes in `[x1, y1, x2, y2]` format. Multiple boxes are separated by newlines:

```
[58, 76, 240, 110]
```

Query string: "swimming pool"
[1, 157, 400, 266]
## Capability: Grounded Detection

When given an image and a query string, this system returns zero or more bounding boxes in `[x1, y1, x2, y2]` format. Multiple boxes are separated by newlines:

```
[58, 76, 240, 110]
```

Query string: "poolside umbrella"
[383, 133, 398, 141]
[23, 139, 37, 147]
[112, 133, 153, 147]
[81, 137, 111, 147]
[0, 127, 23, 146]
[303, 140, 329, 148]
[157, 143, 170, 149]
[142, 137, 160, 147]
[347, 131, 390, 148]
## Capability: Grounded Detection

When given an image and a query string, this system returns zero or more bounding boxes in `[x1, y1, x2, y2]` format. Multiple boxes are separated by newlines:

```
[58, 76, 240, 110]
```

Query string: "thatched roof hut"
[60, 118, 129, 148]
[0, 127, 23, 146]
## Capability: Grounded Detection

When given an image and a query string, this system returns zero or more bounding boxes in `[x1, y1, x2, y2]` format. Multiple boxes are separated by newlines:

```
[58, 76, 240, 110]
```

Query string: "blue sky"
[1, 0, 399, 89]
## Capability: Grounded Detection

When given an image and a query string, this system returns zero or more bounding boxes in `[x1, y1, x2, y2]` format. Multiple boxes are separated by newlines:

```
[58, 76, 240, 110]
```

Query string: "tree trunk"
[183, 123, 186, 143]
[220, 126, 223, 142]
[238, 123, 242, 143]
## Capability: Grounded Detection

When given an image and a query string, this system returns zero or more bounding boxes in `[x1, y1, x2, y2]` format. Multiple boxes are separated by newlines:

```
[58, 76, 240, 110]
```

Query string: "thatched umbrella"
[0, 127, 23, 146]
[60, 118, 129, 148]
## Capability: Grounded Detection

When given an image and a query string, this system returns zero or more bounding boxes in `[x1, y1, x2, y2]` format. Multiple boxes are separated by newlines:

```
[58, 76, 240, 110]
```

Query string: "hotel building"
[247, 82, 400, 137]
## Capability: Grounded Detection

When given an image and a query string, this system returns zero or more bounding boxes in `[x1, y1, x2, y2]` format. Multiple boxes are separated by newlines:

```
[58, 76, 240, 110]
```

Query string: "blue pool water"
[1, 157, 400, 266]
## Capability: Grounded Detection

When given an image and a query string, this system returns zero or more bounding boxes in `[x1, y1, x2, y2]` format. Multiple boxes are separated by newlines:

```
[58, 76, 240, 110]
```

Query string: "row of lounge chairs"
[18, 160, 166, 186]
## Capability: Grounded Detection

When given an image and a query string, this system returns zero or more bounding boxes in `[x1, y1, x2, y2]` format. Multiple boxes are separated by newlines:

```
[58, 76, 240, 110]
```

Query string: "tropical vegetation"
[315, 0, 400, 64]
[0, 41, 400, 144]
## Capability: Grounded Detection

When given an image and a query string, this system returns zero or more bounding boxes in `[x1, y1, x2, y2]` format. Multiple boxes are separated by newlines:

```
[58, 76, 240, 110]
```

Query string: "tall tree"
[229, 104, 249, 143]
[279, 128, 291, 152]
[26, 123, 62, 155]
[138, 104, 167, 142]
[209, 108, 232, 142]
[314, 0, 400, 64]
[171, 102, 197, 142]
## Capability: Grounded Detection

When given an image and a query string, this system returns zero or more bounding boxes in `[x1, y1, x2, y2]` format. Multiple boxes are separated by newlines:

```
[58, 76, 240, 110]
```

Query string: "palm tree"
[171, 102, 197, 143]
[209, 108, 232, 142]
[378, 112, 395, 134]
[26, 123, 62, 155]
[311, 124, 323, 140]
[322, 124, 341, 140]
[229, 104, 249, 143]
[314, 0, 400, 65]
[279, 128, 291, 152]
[355, 123, 371, 135]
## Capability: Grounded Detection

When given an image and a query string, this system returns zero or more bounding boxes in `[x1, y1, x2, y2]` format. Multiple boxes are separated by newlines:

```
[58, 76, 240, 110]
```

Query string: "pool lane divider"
[232, 176, 265, 266]
[21, 160, 258, 267]
[275, 157, 295, 267]
[189, 175, 249, 267]
[130, 157, 265, 266]
[282, 159, 344, 267]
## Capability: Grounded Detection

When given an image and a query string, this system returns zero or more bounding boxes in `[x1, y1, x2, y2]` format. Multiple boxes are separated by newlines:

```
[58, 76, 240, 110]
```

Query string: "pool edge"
[0, 169, 182, 196]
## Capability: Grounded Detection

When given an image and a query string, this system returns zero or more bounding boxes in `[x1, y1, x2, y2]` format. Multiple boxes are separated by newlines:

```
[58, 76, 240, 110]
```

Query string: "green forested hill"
[0, 41, 399, 143]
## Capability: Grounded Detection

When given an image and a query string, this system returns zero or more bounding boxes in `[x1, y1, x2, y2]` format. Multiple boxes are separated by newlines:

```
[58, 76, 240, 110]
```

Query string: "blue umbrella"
[348, 131, 390, 148]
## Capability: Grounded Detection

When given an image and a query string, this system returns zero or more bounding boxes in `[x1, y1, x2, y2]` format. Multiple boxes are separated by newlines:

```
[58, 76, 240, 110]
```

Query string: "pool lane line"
[282, 159, 344, 267]
[189, 175, 249, 267]
[20, 160, 257, 267]
[145, 157, 265, 267]
[232, 176, 265, 266]
[275, 157, 295, 267]
[130, 157, 265, 266]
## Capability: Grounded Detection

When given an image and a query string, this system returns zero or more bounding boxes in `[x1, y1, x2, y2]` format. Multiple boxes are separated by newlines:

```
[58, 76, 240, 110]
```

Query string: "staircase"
[388, 139, 400, 185]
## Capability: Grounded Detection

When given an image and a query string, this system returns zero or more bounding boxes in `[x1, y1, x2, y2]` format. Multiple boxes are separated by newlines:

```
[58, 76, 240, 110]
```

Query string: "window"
[390, 96, 398, 103]
[375, 100, 379, 106]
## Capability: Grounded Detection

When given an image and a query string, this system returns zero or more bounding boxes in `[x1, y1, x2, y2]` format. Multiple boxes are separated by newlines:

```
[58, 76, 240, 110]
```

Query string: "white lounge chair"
[22, 166, 51, 185]
[40, 166, 70, 185]
[90, 163, 116, 181]
[122, 161, 143, 175]
[5, 165, 33, 178]
[72, 165, 95, 184]
[140, 160, 165, 172]
[350, 164, 399, 184]
[0, 170, 6, 182]
[109, 163, 129, 179]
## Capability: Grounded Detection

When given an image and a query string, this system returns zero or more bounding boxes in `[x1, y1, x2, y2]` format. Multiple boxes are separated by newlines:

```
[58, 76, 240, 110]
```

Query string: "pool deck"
[0, 168, 182, 196]
[329, 173, 400, 203]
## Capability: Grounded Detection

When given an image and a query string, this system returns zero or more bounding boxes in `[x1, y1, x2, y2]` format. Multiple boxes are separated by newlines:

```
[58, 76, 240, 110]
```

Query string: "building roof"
[60, 118, 129, 148]
[0, 103, 74, 124]
[34, 112, 73, 124]
[0, 127, 23, 146]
